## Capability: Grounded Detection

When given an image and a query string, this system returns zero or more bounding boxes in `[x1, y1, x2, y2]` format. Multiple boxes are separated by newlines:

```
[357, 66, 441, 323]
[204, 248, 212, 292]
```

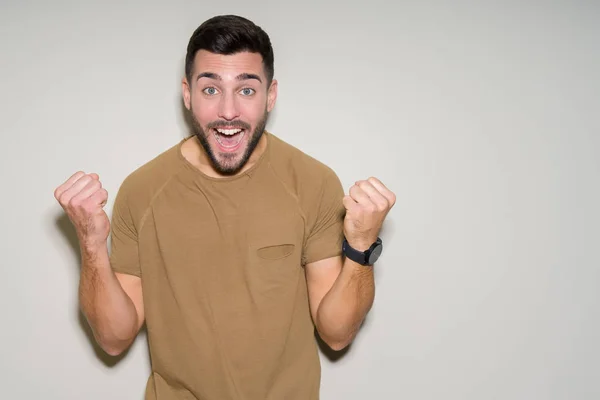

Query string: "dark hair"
[185, 15, 275, 86]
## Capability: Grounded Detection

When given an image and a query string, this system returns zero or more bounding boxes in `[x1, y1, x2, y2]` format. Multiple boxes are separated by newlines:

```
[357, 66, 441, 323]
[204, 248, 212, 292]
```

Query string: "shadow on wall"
[54, 212, 144, 367]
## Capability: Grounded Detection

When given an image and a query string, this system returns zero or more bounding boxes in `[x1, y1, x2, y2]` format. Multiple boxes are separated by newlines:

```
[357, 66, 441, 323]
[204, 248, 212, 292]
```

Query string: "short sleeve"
[302, 170, 346, 265]
[109, 185, 141, 277]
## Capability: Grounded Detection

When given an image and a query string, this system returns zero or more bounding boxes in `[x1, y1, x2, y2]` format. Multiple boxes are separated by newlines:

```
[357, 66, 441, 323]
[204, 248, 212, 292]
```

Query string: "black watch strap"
[342, 237, 383, 266]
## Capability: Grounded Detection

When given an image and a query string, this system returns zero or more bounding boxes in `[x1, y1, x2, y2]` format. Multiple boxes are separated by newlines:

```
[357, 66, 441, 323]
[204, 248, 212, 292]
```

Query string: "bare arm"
[55, 171, 144, 356]
[306, 176, 395, 351]
[79, 242, 144, 356]
[306, 255, 374, 351]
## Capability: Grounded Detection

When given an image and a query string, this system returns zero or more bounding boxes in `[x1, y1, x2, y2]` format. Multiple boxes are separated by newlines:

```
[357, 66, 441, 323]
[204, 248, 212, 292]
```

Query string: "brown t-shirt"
[109, 132, 346, 400]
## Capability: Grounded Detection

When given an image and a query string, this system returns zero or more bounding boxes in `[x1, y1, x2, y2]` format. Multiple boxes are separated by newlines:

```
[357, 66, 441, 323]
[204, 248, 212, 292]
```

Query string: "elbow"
[93, 328, 136, 357]
[98, 337, 131, 357]
[81, 320, 133, 356]
[315, 319, 358, 352]
[80, 310, 138, 357]
[102, 345, 125, 357]
[319, 331, 353, 352]
[326, 339, 351, 352]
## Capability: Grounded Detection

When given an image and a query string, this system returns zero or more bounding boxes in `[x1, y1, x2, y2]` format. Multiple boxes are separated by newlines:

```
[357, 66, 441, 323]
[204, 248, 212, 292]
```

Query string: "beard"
[187, 107, 269, 176]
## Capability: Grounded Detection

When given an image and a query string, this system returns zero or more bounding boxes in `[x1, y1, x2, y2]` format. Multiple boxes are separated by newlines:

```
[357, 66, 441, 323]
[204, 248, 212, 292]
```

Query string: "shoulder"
[112, 140, 185, 224]
[267, 132, 340, 186]
[265, 132, 344, 206]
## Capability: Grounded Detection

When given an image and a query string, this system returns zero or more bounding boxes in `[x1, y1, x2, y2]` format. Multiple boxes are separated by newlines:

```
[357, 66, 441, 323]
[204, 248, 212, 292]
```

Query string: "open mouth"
[213, 128, 246, 150]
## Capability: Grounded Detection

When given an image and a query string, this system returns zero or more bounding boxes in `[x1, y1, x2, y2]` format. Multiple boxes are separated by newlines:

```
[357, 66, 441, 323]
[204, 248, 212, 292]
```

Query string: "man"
[54, 14, 395, 400]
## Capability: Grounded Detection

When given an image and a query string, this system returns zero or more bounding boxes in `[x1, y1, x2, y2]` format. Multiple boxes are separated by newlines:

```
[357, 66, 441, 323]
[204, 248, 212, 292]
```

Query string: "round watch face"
[368, 244, 383, 264]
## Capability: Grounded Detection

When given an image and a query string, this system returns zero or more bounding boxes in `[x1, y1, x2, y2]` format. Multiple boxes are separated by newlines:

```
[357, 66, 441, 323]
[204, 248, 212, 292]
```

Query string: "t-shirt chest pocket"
[256, 244, 295, 260]
[246, 212, 305, 282]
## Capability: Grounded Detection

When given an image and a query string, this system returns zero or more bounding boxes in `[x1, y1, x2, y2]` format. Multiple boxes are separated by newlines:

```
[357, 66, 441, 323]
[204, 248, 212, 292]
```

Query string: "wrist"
[342, 237, 383, 266]
[346, 238, 376, 252]
[79, 238, 108, 257]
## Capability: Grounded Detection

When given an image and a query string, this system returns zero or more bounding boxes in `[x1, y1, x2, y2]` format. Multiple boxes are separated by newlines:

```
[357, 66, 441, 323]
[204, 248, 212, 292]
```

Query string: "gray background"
[1, 0, 599, 399]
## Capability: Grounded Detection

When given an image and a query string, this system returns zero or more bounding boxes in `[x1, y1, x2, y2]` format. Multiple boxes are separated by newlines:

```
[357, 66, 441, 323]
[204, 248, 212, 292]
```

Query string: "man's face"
[183, 50, 278, 175]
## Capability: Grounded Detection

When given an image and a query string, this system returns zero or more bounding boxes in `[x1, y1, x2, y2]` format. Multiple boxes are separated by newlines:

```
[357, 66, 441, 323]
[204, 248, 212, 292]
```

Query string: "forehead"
[193, 50, 265, 81]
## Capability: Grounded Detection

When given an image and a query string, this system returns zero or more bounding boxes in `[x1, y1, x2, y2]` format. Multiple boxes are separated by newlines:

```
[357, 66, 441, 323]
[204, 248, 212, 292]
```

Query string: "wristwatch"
[342, 237, 383, 266]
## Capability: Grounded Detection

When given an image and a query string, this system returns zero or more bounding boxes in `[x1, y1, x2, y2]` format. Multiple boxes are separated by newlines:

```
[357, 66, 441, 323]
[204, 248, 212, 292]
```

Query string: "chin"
[206, 133, 256, 175]
[215, 152, 252, 175]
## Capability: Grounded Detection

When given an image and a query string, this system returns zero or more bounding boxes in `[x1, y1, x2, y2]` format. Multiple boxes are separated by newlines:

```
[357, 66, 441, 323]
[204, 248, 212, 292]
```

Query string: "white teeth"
[216, 128, 242, 136]
[214, 131, 245, 148]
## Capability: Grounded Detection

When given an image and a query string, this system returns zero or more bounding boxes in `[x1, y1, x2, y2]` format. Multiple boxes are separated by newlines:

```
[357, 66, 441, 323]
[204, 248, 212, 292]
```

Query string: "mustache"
[207, 120, 251, 131]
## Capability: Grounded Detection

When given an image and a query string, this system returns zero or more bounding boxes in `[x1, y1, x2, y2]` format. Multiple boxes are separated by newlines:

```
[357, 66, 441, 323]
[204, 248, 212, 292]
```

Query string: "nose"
[217, 92, 241, 121]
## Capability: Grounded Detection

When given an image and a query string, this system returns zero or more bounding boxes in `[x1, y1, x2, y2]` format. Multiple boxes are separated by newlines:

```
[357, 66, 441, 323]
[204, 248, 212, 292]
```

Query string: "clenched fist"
[54, 171, 110, 248]
[342, 177, 396, 251]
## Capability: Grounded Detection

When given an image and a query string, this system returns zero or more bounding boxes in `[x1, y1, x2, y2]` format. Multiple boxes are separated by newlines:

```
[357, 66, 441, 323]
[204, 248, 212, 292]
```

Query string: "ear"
[182, 77, 191, 110]
[267, 79, 278, 112]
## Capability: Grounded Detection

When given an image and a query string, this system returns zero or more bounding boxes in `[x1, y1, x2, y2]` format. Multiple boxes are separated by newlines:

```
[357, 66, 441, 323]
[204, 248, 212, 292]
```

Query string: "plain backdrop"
[1, 1, 599, 399]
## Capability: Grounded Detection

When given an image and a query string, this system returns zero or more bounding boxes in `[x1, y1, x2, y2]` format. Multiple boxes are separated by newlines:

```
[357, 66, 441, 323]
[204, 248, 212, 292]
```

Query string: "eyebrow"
[196, 72, 262, 83]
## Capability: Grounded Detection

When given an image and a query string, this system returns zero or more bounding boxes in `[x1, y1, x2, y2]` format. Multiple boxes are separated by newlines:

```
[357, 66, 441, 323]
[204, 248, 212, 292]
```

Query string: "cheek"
[240, 100, 267, 122]
[191, 97, 215, 124]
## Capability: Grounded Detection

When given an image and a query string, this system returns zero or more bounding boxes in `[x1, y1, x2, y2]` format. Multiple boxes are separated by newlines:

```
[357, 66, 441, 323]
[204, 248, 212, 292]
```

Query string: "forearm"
[315, 258, 375, 350]
[78, 242, 138, 355]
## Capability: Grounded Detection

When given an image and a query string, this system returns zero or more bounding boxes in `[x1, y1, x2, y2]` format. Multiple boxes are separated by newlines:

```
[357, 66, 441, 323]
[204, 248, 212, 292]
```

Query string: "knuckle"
[77, 177, 90, 187]
[72, 171, 85, 180]
[68, 196, 82, 207]
[72, 172, 85, 183]
[58, 193, 69, 206]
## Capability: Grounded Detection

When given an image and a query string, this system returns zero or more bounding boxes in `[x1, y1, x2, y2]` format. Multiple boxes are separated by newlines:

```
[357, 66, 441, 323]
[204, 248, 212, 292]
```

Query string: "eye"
[240, 88, 255, 96]
[203, 87, 219, 95]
